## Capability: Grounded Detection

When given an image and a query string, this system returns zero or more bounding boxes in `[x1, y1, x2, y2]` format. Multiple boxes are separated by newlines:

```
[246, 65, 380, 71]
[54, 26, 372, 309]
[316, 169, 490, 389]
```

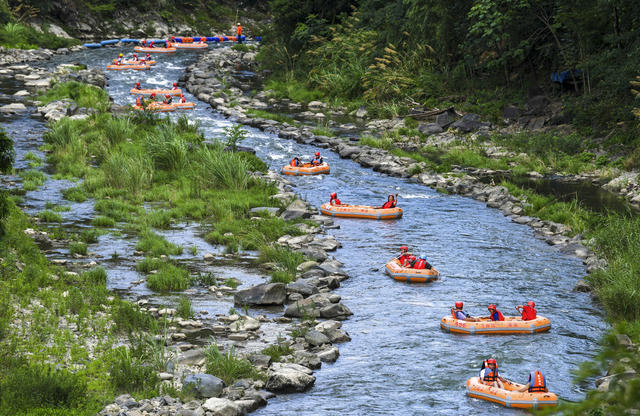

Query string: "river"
[1, 44, 607, 415]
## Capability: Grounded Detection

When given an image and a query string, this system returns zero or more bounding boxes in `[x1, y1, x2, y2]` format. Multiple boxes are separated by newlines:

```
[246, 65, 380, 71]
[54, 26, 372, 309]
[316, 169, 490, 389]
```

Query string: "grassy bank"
[0, 22, 78, 50]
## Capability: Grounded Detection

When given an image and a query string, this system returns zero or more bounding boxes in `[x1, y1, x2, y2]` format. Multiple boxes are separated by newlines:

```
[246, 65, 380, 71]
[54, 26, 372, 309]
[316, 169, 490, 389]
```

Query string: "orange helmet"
[455, 301, 463, 309]
[173, 82, 178, 86]
[133, 53, 137, 56]
[487, 358, 497, 365]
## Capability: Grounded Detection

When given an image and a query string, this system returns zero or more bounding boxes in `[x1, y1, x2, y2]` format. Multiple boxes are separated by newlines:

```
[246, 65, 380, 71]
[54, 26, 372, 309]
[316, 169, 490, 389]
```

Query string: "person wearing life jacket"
[146, 53, 151, 61]
[135, 95, 143, 107]
[515, 301, 537, 321]
[412, 255, 432, 270]
[149, 41, 155, 48]
[290, 157, 301, 167]
[179, 94, 186, 103]
[402, 255, 417, 268]
[380, 193, 398, 209]
[132, 53, 138, 62]
[517, 370, 548, 393]
[163, 94, 173, 104]
[330, 192, 341, 205]
[479, 358, 505, 389]
[236, 23, 243, 43]
[452, 301, 480, 322]
[397, 246, 411, 264]
[172, 82, 179, 90]
[487, 304, 505, 321]
[310, 152, 323, 166]
[133, 82, 142, 90]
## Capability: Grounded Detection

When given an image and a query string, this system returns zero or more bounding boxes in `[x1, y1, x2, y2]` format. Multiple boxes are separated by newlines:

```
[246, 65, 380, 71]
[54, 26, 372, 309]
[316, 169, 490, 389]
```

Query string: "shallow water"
[4, 45, 608, 414]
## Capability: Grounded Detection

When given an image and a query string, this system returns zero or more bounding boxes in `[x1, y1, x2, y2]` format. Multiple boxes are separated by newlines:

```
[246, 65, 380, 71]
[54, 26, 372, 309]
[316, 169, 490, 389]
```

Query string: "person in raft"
[397, 246, 411, 263]
[517, 370, 548, 393]
[163, 94, 173, 104]
[172, 82, 179, 90]
[330, 192, 341, 205]
[412, 254, 432, 270]
[402, 254, 417, 268]
[133, 82, 142, 90]
[310, 152, 323, 166]
[379, 193, 398, 209]
[486, 304, 505, 321]
[290, 157, 301, 167]
[116, 53, 123, 64]
[132, 53, 139, 61]
[149, 41, 155, 48]
[480, 358, 505, 389]
[515, 301, 537, 321]
[179, 94, 186, 103]
[452, 301, 480, 321]
[236, 23, 243, 43]
[145, 53, 151, 61]
[135, 95, 144, 108]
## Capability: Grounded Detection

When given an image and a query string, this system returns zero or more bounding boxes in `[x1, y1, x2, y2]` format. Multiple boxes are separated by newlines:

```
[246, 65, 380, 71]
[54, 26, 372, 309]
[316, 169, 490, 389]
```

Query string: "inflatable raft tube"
[134, 46, 176, 53]
[100, 39, 119, 46]
[466, 377, 557, 409]
[384, 258, 439, 283]
[132, 103, 176, 113]
[170, 42, 208, 49]
[320, 203, 402, 220]
[83, 43, 102, 48]
[120, 38, 140, 44]
[207, 37, 220, 42]
[440, 315, 551, 335]
[106, 64, 150, 71]
[114, 59, 156, 65]
[172, 102, 196, 110]
[129, 88, 182, 96]
[281, 163, 330, 176]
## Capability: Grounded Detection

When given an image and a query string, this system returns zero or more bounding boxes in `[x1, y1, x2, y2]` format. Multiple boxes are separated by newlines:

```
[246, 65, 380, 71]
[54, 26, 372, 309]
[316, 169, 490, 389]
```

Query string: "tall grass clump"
[109, 347, 159, 393]
[204, 344, 263, 386]
[38, 81, 109, 111]
[587, 214, 640, 320]
[145, 126, 190, 172]
[146, 262, 191, 292]
[19, 170, 46, 191]
[177, 295, 193, 319]
[136, 230, 182, 256]
[112, 299, 157, 334]
[193, 145, 250, 190]
[102, 152, 153, 195]
[260, 244, 305, 284]
[104, 116, 134, 145]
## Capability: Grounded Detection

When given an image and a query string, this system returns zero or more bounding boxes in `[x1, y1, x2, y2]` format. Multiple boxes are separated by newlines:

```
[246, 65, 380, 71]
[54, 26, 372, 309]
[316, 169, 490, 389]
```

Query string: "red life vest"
[398, 254, 409, 264]
[382, 200, 396, 209]
[290, 158, 298, 167]
[522, 305, 537, 321]
[330, 197, 341, 205]
[491, 309, 505, 321]
[403, 256, 416, 267]
[529, 371, 547, 392]
[180, 97, 186, 103]
[413, 258, 427, 269]
[136, 96, 142, 106]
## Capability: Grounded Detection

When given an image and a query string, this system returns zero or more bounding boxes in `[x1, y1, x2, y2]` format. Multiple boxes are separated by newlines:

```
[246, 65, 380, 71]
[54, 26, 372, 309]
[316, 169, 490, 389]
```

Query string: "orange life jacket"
[136, 96, 142, 106]
[290, 158, 299, 167]
[529, 370, 547, 392]
[382, 200, 396, 209]
[237, 25, 243, 36]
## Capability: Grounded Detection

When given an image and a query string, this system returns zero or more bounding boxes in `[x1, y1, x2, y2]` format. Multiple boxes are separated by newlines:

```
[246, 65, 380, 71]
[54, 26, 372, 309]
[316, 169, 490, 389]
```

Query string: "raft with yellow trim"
[384, 258, 439, 283]
[134, 46, 176, 53]
[466, 377, 557, 409]
[172, 102, 196, 110]
[170, 42, 208, 49]
[281, 163, 330, 176]
[132, 103, 176, 113]
[106, 64, 150, 71]
[113, 59, 156, 65]
[440, 315, 551, 335]
[129, 88, 182, 96]
[320, 203, 402, 220]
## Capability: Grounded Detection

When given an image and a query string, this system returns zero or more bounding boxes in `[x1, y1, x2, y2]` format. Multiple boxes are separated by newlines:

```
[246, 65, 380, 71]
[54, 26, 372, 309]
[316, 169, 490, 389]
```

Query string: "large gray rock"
[452, 113, 482, 132]
[320, 303, 353, 319]
[183, 373, 225, 398]
[502, 105, 521, 121]
[284, 294, 331, 318]
[526, 95, 551, 114]
[0, 103, 27, 113]
[304, 330, 330, 346]
[286, 280, 319, 297]
[436, 111, 454, 127]
[280, 199, 310, 220]
[177, 348, 206, 365]
[317, 346, 340, 363]
[316, 259, 347, 276]
[234, 283, 286, 306]
[298, 246, 328, 262]
[338, 144, 362, 159]
[266, 364, 316, 393]
[202, 397, 241, 416]
[418, 122, 443, 136]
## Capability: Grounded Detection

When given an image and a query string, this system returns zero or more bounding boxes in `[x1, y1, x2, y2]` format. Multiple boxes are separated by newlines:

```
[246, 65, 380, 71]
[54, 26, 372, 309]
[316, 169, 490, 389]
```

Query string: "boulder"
[286, 280, 319, 297]
[280, 199, 310, 220]
[418, 123, 443, 136]
[502, 105, 521, 121]
[317, 346, 340, 363]
[183, 374, 224, 398]
[201, 397, 241, 416]
[0, 103, 27, 113]
[323, 328, 351, 343]
[316, 259, 347, 276]
[337, 144, 362, 159]
[355, 106, 368, 118]
[452, 113, 482, 132]
[526, 95, 551, 114]
[266, 364, 316, 393]
[304, 330, 330, 346]
[573, 279, 592, 293]
[229, 316, 261, 332]
[320, 303, 353, 319]
[435, 111, 455, 127]
[307, 101, 326, 109]
[177, 348, 206, 365]
[234, 283, 286, 306]
[293, 350, 322, 369]
[299, 247, 328, 262]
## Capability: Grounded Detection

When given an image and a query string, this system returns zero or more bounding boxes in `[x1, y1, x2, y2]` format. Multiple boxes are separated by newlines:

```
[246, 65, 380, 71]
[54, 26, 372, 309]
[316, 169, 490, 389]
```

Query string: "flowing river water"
[1, 45, 609, 415]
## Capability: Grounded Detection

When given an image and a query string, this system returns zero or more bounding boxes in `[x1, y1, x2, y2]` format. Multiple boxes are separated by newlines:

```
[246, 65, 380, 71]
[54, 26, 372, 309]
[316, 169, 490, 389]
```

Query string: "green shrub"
[69, 241, 87, 255]
[38, 210, 62, 223]
[66, 287, 85, 314]
[102, 152, 153, 195]
[61, 186, 87, 202]
[261, 341, 293, 362]
[80, 228, 100, 243]
[112, 300, 157, 334]
[193, 145, 250, 190]
[136, 230, 182, 256]
[177, 295, 193, 319]
[91, 215, 115, 227]
[109, 347, 159, 392]
[0, 363, 87, 411]
[37, 81, 109, 111]
[146, 262, 191, 292]
[20, 170, 46, 191]
[82, 267, 107, 285]
[205, 344, 263, 386]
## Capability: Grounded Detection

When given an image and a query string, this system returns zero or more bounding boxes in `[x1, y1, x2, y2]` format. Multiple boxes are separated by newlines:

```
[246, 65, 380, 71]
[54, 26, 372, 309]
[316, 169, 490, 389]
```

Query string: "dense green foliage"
[0, 22, 78, 49]
[38, 82, 110, 112]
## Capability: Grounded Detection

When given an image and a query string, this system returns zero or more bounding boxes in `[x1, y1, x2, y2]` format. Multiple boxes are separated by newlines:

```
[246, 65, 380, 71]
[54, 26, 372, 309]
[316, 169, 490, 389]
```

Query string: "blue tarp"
[551, 69, 583, 83]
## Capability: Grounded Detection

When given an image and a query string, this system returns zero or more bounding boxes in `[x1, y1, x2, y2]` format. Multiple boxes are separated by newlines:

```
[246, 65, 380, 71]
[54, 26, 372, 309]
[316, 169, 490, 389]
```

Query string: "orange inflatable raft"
[172, 102, 196, 110]
[134, 46, 176, 53]
[281, 163, 330, 176]
[129, 88, 182, 96]
[132, 103, 176, 113]
[320, 203, 402, 220]
[113, 59, 156, 65]
[384, 258, 439, 283]
[106, 64, 150, 71]
[170, 42, 208, 49]
[440, 314, 551, 335]
[466, 377, 557, 409]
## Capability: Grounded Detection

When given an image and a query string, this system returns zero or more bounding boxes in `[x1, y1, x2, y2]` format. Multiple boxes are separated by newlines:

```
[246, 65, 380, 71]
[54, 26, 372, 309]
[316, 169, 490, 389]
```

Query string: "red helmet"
[455, 301, 463, 309]
[136, 82, 140, 86]
[315, 152, 320, 157]
[180, 94, 184, 97]
[527, 301, 535, 308]
[133, 53, 137, 56]
[173, 82, 177, 86]
[151, 93, 156, 97]
[165, 94, 170, 98]
[487, 358, 497, 365]
[330, 192, 337, 198]
[400, 246, 408, 251]
[488, 304, 496, 311]
[146, 53, 150, 56]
